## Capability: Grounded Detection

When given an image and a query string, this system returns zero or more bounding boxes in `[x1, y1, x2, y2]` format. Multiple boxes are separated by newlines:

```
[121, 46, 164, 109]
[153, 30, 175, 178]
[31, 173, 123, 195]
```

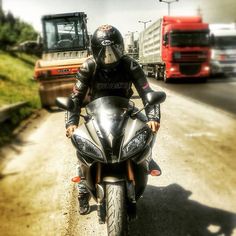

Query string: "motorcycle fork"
[126, 160, 137, 221]
[96, 162, 102, 184]
[95, 163, 105, 224]
[96, 163, 103, 199]
[126, 160, 136, 203]
[127, 160, 135, 185]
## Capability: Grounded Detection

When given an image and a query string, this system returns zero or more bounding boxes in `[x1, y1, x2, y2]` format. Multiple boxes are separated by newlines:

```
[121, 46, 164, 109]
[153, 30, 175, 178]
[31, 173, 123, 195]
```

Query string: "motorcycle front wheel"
[106, 182, 128, 236]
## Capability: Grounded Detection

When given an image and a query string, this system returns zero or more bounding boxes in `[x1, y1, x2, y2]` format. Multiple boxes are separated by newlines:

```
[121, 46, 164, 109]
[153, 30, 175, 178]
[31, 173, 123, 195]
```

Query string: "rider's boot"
[76, 164, 90, 215]
[78, 192, 90, 215]
[148, 159, 162, 176]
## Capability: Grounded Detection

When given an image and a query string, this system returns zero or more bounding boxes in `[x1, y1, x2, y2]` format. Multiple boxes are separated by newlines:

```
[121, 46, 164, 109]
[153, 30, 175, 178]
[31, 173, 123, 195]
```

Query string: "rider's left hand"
[147, 121, 160, 133]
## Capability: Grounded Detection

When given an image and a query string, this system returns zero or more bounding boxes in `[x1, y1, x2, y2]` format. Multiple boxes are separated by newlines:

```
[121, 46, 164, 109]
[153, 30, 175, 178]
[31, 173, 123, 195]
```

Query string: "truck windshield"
[170, 31, 210, 47]
[214, 36, 236, 49]
[43, 17, 87, 52]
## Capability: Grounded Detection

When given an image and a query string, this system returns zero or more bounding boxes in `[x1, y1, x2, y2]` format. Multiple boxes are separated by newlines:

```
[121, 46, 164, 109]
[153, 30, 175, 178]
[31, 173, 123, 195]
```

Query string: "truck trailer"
[210, 23, 236, 76]
[139, 16, 211, 82]
[34, 12, 90, 107]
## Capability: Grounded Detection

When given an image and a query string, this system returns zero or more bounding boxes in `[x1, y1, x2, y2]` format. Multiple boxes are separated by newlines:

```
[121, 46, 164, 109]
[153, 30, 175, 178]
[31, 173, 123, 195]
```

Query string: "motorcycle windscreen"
[86, 96, 133, 146]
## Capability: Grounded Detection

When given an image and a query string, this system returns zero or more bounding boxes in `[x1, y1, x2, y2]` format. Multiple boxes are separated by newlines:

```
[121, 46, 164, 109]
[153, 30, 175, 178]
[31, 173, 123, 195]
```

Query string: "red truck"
[139, 16, 211, 82]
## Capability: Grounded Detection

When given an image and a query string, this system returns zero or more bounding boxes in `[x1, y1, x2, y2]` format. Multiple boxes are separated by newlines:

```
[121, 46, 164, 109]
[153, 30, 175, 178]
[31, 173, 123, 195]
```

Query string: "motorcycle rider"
[66, 25, 161, 215]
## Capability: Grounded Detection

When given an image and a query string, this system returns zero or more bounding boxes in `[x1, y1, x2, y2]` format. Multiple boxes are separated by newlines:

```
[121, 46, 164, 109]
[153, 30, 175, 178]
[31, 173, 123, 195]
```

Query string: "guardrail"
[0, 102, 29, 123]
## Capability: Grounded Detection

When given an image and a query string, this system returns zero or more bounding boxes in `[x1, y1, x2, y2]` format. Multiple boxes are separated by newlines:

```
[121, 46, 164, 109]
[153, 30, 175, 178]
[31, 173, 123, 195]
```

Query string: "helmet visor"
[97, 44, 123, 65]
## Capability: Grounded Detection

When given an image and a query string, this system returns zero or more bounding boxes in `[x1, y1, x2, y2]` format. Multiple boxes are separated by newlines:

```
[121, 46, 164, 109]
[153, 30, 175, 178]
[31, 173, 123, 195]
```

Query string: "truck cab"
[139, 16, 211, 82]
[34, 12, 90, 107]
[161, 16, 211, 80]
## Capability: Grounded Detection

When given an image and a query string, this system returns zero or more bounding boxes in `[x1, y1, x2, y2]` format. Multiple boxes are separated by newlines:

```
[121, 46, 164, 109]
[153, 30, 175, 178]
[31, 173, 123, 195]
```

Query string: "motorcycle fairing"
[72, 96, 153, 163]
[72, 122, 105, 163]
[86, 96, 134, 163]
[86, 96, 132, 138]
[122, 117, 147, 147]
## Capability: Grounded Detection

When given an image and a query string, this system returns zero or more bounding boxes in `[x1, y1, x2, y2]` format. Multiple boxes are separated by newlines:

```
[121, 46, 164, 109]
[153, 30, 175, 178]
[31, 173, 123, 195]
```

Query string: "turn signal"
[150, 170, 161, 176]
[71, 176, 81, 183]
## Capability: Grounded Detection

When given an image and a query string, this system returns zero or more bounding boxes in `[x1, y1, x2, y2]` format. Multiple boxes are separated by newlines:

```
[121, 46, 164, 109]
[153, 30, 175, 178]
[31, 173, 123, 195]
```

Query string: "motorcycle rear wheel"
[106, 182, 128, 236]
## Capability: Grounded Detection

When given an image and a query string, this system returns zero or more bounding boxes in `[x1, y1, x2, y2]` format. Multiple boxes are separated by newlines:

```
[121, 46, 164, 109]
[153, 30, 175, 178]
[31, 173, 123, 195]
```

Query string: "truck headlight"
[122, 129, 151, 158]
[73, 135, 104, 160]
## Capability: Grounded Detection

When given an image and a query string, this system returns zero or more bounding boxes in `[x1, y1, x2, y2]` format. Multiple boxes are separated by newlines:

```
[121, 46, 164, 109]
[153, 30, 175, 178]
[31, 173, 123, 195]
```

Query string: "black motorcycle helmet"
[91, 25, 124, 68]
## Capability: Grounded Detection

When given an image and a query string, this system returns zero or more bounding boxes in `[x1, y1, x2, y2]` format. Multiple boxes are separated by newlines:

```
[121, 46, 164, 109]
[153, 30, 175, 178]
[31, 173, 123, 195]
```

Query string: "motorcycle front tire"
[106, 182, 128, 236]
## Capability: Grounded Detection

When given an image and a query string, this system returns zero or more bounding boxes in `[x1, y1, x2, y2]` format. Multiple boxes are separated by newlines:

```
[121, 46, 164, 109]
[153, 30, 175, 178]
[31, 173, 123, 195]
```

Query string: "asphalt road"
[149, 75, 236, 116]
[0, 82, 236, 236]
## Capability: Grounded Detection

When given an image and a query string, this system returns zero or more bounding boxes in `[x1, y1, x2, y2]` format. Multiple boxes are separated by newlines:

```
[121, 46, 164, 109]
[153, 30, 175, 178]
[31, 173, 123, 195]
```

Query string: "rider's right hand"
[66, 125, 78, 138]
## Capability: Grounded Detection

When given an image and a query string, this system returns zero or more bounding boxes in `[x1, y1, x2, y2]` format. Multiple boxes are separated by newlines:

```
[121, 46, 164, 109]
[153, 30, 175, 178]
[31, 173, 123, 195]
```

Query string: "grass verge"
[0, 50, 40, 146]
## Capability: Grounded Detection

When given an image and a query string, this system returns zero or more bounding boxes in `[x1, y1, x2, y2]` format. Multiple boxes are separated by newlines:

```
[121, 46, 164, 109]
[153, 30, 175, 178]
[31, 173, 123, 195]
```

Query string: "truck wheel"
[39, 91, 50, 109]
[40, 99, 50, 110]
[163, 71, 169, 83]
[199, 77, 207, 83]
[106, 182, 127, 236]
[154, 71, 159, 80]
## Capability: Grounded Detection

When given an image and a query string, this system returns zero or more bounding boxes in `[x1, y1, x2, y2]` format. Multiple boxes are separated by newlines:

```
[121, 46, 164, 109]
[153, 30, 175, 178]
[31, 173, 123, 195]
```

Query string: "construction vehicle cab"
[34, 12, 90, 107]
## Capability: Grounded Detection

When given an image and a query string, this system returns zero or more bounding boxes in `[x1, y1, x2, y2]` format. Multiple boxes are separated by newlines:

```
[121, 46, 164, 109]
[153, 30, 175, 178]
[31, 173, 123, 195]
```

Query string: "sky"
[2, 0, 236, 36]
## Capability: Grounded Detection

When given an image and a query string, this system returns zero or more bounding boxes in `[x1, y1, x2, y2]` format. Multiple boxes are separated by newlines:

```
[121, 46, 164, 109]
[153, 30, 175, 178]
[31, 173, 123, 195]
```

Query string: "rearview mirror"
[55, 97, 74, 112]
[146, 91, 166, 105]
[131, 91, 166, 118]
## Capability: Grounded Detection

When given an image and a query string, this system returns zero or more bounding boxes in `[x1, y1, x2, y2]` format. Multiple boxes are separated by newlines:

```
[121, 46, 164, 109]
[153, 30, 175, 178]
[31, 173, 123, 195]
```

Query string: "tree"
[0, 7, 5, 24]
[17, 21, 38, 43]
[0, 10, 38, 49]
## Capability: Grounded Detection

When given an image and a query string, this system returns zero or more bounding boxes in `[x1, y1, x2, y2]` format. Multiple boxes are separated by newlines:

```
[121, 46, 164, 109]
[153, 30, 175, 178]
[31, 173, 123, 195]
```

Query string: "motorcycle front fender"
[103, 176, 126, 183]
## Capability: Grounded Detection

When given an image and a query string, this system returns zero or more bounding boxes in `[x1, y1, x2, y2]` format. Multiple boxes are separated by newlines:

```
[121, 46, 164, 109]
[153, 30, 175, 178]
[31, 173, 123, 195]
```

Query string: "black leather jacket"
[66, 55, 161, 127]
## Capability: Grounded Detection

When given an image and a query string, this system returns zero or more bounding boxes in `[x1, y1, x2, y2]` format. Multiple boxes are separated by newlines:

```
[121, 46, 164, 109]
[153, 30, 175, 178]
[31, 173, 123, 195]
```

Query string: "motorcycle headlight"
[73, 135, 104, 160]
[122, 129, 151, 158]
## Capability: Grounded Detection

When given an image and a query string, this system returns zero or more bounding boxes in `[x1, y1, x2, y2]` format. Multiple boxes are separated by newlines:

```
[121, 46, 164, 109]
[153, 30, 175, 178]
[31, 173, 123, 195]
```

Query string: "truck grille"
[173, 51, 208, 62]
[221, 67, 234, 73]
[179, 63, 201, 75]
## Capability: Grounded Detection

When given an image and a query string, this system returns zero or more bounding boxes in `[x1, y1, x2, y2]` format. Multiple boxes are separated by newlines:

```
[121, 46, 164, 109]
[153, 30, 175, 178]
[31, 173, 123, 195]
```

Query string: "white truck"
[210, 24, 236, 76]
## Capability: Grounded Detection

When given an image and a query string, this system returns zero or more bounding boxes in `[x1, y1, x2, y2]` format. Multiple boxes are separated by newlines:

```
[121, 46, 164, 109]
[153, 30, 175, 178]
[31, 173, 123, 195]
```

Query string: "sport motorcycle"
[56, 91, 166, 236]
